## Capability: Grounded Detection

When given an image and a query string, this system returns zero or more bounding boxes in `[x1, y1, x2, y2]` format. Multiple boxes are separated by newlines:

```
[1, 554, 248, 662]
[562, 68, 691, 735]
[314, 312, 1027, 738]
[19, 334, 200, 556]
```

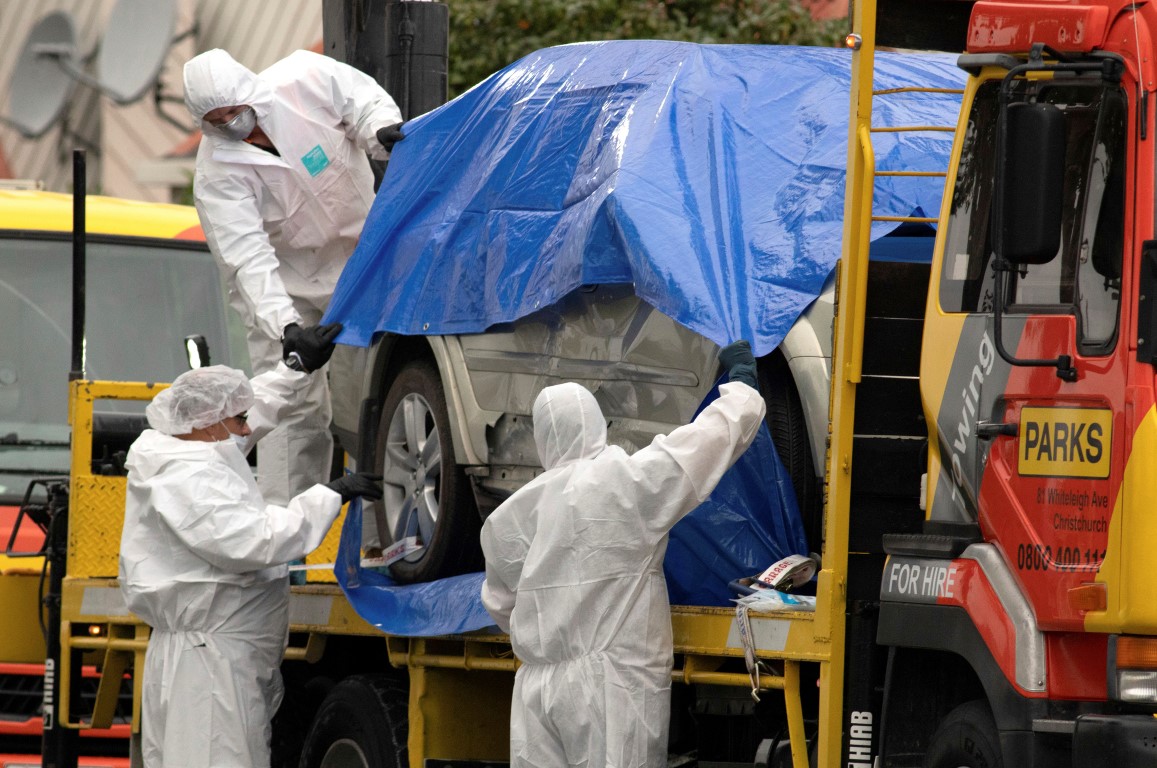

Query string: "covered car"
[324, 41, 965, 587]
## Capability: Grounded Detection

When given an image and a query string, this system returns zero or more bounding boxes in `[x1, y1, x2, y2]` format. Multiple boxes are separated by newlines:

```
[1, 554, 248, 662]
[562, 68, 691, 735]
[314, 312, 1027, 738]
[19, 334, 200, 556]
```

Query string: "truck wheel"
[924, 699, 1003, 768]
[299, 675, 408, 768]
[759, 352, 822, 551]
[375, 359, 482, 583]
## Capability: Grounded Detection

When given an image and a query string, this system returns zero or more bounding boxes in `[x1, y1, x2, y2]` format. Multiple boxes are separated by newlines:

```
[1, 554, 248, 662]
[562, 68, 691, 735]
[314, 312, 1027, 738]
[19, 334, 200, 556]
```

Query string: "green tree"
[448, 0, 847, 96]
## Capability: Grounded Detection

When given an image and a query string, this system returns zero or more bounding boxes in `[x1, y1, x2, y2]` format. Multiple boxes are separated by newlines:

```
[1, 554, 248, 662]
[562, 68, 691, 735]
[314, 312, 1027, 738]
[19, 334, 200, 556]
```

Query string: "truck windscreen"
[0, 235, 244, 502]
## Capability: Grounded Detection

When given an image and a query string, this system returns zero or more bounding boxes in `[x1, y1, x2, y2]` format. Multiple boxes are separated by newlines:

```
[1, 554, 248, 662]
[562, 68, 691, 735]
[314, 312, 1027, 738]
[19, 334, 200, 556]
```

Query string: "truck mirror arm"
[990, 260, 1078, 381]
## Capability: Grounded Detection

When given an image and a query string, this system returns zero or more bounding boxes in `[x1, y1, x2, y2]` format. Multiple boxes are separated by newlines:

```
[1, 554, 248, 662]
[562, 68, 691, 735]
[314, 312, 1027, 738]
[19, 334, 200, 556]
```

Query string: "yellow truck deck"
[61, 380, 824, 767]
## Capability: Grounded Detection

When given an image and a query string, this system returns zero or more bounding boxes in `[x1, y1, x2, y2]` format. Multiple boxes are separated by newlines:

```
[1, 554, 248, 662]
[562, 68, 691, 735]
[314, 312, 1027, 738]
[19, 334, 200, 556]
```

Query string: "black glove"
[376, 123, 406, 153]
[282, 322, 343, 373]
[324, 472, 384, 504]
[719, 340, 758, 390]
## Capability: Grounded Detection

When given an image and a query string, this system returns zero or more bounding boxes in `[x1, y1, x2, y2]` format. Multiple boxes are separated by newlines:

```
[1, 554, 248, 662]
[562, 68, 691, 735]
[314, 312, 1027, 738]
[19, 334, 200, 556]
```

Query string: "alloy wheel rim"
[381, 392, 442, 561]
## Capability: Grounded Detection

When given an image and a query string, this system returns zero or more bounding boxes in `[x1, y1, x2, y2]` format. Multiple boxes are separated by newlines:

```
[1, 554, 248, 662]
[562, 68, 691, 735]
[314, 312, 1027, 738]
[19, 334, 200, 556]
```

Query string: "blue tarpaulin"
[336, 497, 494, 636]
[665, 378, 809, 605]
[325, 41, 964, 357]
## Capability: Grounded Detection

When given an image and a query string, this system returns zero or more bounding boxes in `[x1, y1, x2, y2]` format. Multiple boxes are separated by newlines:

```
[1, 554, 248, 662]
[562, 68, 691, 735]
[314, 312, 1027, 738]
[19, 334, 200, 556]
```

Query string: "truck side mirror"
[995, 102, 1065, 264]
[989, 97, 1075, 381]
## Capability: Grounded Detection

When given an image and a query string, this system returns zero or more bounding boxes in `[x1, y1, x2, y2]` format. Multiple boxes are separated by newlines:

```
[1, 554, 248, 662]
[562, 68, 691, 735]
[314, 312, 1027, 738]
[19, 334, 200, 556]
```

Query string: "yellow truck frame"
[54, 4, 943, 765]
[62, 383, 821, 765]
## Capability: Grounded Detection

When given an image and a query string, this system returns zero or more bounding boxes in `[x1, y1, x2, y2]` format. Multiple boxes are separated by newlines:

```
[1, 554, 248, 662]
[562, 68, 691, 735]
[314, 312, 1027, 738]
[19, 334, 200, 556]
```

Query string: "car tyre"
[759, 352, 822, 552]
[375, 359, 482, 583]
[298, 675, 408, 768]
[924, 699, 1003, 768]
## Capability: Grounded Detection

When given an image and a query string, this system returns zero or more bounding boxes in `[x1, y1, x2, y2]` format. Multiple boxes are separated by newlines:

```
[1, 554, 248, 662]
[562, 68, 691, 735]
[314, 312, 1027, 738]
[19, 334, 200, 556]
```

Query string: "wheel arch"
[298, 672, 409, 768]
[880, 645, 988, 763]
[365, 334, 491, 468]
[878, 602, 1043, 765]
[277, 635, 401, 767]
[778, 315, 831, 478]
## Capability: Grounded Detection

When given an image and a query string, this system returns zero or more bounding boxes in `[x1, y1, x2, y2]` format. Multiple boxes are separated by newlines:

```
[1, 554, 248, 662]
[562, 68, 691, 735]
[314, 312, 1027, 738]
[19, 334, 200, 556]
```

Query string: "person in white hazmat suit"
[181, 48, 403, 527]
[119, 338, 383, 768]
[480, 340, 766, 767]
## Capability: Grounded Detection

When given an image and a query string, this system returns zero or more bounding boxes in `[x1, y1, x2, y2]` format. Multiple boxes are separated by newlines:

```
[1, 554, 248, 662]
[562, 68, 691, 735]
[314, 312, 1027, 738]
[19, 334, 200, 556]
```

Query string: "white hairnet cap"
[146, 365, 255, 436]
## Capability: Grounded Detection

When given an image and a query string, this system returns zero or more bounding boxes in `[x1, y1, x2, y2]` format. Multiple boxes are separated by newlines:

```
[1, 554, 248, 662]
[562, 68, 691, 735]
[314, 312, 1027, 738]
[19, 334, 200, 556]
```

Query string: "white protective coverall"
[480, 381, 766, 768]
[119, 364, 344, 768]
[182, 49, 402, 507]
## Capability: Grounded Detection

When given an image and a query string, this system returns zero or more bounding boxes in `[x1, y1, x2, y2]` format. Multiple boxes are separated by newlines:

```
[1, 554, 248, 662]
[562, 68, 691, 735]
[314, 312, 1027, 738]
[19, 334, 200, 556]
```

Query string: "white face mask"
[216, 106, 256, 141]
[227, 433, 249, 454]
[213, 421, 249, 455]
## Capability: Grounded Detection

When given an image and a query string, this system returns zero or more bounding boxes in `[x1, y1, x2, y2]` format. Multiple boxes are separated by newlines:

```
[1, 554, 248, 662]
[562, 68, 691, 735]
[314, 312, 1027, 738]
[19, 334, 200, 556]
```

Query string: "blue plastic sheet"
[325, 42, 964, 356]
[335, 497, 494, 636]
[665, 378, 809, 605]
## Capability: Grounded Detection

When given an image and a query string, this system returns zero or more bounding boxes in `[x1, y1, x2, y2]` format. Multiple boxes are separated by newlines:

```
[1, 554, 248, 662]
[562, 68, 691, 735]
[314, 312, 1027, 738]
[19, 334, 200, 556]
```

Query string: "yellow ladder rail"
[873, 86, 964, 96]
[873, 215, 939, 223]
[818, 19, 956, 765]
[871, 125, 955, 133]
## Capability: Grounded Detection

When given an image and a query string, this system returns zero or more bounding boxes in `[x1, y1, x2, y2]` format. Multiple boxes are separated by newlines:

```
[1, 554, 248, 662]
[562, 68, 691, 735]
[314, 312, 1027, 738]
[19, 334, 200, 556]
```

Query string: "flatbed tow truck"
[35, 0, 1157, 766]
[24, 2, 940, 766]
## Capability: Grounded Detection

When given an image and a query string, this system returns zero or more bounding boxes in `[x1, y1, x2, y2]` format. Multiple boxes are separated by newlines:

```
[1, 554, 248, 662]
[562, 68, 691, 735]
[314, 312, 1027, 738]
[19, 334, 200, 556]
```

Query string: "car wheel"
[375, 359, 482, 583]
[924, 699, 1003, 768]
[759, 352, 822, 552]
[299, 675, 408, 768]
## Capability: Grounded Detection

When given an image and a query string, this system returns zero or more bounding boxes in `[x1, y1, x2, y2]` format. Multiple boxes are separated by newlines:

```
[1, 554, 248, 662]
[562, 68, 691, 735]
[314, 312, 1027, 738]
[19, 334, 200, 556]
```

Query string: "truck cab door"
[925, 75, 1127, 631]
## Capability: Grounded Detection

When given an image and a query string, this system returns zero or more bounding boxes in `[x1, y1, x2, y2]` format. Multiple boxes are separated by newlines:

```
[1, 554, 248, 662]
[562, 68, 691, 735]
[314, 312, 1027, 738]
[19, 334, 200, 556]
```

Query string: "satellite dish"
[4, 12, 79, 138]
[20, 0, 179, 110]
[97, 0, 177, 104]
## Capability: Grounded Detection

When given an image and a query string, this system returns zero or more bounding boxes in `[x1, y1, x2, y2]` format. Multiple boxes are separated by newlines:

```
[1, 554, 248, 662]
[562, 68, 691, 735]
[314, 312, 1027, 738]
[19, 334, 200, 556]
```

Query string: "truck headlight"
[1117, 671, 1157, 703]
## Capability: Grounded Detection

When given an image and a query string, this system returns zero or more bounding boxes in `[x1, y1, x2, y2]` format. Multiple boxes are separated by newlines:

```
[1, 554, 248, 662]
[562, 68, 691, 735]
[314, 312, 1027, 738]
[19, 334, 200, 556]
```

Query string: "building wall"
[0, 0, 106, 193]
[110, 0, 324, 202]
[802, 0, 850, 20]
[0, 0, 322, 202]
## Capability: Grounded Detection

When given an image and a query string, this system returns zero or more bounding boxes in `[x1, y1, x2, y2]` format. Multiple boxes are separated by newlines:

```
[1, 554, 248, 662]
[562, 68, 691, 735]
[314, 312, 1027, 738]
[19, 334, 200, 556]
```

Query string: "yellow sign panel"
[1019, 407, 1112, 479]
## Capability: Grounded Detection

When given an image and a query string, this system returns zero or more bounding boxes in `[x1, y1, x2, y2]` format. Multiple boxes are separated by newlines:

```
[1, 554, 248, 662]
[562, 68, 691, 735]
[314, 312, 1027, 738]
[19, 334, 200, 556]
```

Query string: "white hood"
[532, 382, 607, 470]
[183, 48, 274, 126]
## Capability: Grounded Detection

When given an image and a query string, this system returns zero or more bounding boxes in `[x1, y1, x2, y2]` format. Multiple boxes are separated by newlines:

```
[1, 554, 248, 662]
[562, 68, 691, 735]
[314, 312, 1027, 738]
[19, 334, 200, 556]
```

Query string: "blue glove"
[719, 340, 758, 390]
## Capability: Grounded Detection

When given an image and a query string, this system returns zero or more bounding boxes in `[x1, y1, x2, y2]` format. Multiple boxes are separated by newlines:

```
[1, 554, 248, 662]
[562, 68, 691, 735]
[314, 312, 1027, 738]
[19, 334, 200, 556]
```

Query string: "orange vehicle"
[0, 185, 246, 766]
[860, 0, 1157, 765]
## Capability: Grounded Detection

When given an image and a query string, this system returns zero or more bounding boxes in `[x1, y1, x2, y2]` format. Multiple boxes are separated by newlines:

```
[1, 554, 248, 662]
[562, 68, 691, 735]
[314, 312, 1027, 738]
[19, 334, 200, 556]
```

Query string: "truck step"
[883, 522, 982, 559]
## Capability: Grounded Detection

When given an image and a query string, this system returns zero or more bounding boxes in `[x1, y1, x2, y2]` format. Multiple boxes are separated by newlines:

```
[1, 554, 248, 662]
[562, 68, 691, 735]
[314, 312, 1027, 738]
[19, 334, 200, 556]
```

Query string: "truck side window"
[1075, 91, 1125, 351]
[939, 82, 999, 314]
[939, 80, 1126, 356]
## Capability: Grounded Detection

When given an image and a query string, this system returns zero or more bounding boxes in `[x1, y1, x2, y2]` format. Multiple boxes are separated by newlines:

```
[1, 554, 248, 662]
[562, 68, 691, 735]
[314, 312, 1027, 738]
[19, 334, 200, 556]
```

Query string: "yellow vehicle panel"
[0, 189, 204, 240]
[0, 555, 46, 663]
